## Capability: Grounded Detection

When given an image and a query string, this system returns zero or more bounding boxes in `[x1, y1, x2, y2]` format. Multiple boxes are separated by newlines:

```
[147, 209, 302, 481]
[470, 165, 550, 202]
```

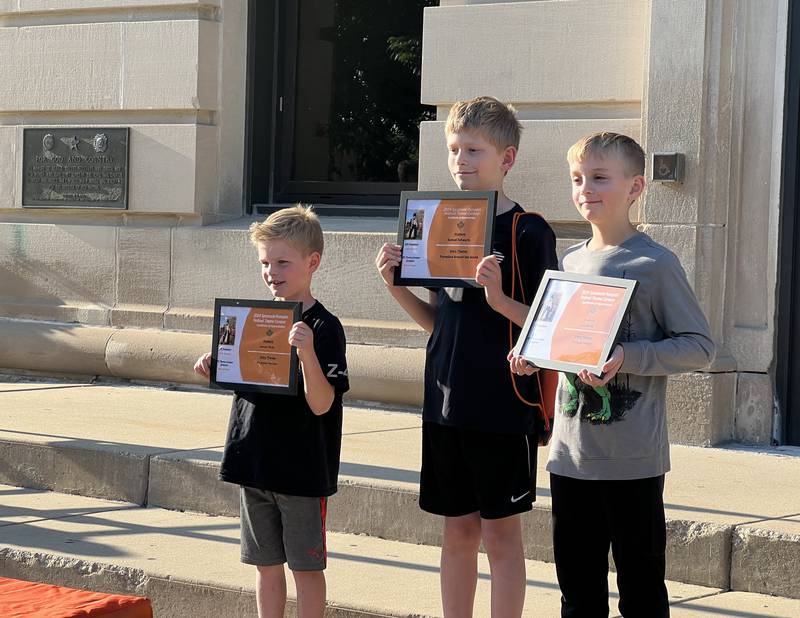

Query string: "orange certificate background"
[425, 199, 488, 278]
[549, 283, 627, 366]
[238, 307, 294, 385]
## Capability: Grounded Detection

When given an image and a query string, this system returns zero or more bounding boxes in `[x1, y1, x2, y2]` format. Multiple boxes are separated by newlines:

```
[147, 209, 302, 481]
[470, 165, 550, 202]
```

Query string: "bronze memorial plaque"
[22, 128, 130, 209]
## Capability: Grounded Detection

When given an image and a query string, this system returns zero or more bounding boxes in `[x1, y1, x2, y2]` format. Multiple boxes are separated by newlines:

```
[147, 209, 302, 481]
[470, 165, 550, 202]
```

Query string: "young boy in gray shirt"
[511, 132, 715, 617]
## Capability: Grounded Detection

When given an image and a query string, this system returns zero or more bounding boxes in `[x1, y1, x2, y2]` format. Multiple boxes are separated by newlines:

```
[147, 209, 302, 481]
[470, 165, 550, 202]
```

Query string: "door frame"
[244, 0, 279, 211]
[247, 0, 417, 211]
[776, 0, 800, 445]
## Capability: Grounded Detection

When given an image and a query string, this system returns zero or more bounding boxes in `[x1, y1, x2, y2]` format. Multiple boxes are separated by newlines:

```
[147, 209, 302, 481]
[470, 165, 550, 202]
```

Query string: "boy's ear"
[307, 251, 321, 274]
[502, 146, 517, 173]
[628, 175, 646, 202]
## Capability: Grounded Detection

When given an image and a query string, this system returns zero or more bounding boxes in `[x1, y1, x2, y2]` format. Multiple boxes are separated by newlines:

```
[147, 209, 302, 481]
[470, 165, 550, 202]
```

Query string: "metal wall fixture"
[650, 152, 684, 183]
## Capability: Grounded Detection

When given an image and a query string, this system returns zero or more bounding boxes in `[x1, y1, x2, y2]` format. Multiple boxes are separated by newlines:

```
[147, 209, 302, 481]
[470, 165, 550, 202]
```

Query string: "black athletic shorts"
[419, 421, 537, 519]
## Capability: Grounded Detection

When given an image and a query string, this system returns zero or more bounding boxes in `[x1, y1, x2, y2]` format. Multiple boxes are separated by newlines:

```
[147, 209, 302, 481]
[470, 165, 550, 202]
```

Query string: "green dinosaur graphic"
[559, 373, 640, 425]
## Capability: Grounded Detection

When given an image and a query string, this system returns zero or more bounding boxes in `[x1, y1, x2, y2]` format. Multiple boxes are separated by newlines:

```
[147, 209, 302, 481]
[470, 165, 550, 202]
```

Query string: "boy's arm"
[376, 243, 437, 333]
[288, 322, 335, 415]
[477, 218, 559, 327]
[620, 253, 716, 376]
[476, 255, 531, 326]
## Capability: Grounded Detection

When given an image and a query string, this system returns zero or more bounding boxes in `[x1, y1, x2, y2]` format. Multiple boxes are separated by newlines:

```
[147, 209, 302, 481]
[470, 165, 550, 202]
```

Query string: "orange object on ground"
[0, 577, 153, 618]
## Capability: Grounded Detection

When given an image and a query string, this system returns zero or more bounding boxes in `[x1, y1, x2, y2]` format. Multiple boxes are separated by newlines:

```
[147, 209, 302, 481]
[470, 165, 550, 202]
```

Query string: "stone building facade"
[0, 0, 796, 446]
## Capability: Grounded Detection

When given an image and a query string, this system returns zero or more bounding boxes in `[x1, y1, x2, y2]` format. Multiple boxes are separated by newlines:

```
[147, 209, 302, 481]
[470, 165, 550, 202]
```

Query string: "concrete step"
[1, 378, 799, 600]
[5, 485, 800, 618]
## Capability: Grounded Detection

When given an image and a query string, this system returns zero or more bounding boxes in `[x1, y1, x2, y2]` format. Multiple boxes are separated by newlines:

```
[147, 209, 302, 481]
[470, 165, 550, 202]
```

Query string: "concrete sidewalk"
[1, 376, 799, 611]
[3, 485, 800, 618]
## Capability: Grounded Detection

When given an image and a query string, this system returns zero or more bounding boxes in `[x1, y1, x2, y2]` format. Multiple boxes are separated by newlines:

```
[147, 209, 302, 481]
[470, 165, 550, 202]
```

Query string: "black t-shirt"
[424, 205, 558, 434]
[219, 301, 349, 497]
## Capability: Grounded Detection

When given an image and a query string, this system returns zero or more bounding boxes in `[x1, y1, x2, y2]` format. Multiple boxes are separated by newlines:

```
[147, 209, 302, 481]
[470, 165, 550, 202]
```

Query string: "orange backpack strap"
[509, 211, 558, 444]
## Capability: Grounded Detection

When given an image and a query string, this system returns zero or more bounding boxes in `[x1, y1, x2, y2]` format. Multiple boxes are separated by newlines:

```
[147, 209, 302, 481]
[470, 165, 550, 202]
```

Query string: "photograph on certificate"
[515, 271, 638, 375]
[210, 298, 300, 395]
[393, 190, 496, 288]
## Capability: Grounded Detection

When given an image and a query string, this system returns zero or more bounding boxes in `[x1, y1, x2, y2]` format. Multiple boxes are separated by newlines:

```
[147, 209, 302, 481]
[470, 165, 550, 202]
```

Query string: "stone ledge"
[0, 318, 425, 406]
[0, 302, 111, 326]
[0, 435, 746, 591]
[0, 317, 740, 443]
[731, 523, 800, 599]
[665, 519, 733, 590]
[0, 490, 728, 617]
[148, 455, 237, 517]
[0, 1, 221, 16]
[0, 440, 149, 505]
[0, 547, 260, 618]
[146, 454, 734, 588]
[0, 388, 797, 595]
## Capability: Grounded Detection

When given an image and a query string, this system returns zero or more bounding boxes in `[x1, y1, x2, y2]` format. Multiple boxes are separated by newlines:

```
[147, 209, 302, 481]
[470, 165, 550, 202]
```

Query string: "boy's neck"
[495, 190, 515, 216]
[586, 221, 639, 251]
[275, 291, 316, 313]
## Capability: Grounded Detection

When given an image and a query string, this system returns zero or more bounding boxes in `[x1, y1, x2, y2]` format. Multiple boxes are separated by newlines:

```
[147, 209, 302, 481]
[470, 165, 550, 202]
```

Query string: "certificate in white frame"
[513, 270, 638, 376]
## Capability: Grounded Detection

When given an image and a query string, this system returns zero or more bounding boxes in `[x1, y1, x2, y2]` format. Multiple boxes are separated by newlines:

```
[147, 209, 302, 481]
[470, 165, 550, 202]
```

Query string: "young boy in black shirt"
[376, 96, 557, 617]
[195, 206, 348, 618]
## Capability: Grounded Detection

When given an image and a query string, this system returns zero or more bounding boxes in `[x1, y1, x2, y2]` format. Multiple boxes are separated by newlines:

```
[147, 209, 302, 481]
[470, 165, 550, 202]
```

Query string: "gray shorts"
[239, 487, 328, 571]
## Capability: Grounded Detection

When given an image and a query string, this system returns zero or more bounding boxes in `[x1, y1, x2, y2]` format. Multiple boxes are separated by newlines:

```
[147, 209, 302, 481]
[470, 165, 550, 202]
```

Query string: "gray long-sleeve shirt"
[546, 232, 715, 480]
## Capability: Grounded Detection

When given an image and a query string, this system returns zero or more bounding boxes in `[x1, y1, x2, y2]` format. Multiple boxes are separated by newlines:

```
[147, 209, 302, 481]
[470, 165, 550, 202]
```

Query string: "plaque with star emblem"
[393, 190, 496, 287]
[210, 298, 301, 394]
[22, 128, 129, 209]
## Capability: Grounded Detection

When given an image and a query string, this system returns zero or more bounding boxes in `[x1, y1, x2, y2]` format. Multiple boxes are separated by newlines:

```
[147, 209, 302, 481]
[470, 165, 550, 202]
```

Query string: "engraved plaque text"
[22, 128, 130, 209]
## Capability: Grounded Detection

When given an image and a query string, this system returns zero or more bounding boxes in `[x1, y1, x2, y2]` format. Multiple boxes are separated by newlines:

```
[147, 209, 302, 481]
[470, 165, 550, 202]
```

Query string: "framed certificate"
[513, 271, 638, 376]
[210, 298, 300, 395]
[393, 190, 496, 288]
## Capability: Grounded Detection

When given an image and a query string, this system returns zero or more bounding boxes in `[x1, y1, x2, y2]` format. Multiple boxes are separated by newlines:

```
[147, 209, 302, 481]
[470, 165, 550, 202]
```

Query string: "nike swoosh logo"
[510, 491, 530, 503]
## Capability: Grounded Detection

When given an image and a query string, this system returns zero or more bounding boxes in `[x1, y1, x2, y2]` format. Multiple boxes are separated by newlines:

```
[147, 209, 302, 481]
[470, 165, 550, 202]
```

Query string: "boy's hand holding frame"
[507, 349, 539, 376]
[577, 344, 625, 387]
[512, 270, 637, 377]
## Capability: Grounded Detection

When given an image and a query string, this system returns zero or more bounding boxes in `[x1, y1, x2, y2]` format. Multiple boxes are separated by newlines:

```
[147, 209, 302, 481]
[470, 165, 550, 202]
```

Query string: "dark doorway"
[248, 0, 437, 212]
[777, 0, 800, 445]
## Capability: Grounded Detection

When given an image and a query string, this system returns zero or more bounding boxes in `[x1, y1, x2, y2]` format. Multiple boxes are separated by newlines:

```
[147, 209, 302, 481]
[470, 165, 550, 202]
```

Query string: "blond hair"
[567, 132, 645, 177]
[249, 205, 324, 256]
[445, 96, 522, 151]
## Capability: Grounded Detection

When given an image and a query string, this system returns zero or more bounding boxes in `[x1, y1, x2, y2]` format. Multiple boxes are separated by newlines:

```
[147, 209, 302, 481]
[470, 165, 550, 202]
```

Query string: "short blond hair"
[445, 96, 522, 151]
[567, 132, 645, 177]
[249, 205, 324, 256]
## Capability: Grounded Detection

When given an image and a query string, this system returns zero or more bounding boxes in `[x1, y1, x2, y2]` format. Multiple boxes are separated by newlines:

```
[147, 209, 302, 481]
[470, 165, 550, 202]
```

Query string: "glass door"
[271, 0, 437, 207]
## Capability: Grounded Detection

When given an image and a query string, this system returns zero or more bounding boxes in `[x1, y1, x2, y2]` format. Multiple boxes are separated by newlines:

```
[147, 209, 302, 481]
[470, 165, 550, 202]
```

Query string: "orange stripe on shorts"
[319, 497, 328, 560]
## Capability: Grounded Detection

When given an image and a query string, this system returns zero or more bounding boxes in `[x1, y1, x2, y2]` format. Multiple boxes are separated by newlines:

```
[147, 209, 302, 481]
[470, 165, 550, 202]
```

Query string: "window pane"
[292, 0, 437, 185]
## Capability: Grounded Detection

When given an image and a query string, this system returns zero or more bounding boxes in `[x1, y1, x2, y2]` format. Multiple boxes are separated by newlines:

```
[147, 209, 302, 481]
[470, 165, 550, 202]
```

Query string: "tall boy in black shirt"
[376, 96, 557, 617]
[195, 206, 348, 618]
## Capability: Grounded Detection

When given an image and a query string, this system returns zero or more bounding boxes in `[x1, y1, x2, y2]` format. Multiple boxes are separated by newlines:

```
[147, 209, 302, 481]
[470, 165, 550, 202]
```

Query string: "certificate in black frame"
[210, 298, 301, 395]
[513, 270, 638, 376]
[393, 190, 497, 288]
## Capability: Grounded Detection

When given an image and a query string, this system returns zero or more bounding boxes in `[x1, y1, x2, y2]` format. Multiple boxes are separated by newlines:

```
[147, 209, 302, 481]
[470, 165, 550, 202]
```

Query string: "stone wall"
[418, 0, 789, 444]
[0, 0, 246, 222]
[0, 0, 791, 444]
